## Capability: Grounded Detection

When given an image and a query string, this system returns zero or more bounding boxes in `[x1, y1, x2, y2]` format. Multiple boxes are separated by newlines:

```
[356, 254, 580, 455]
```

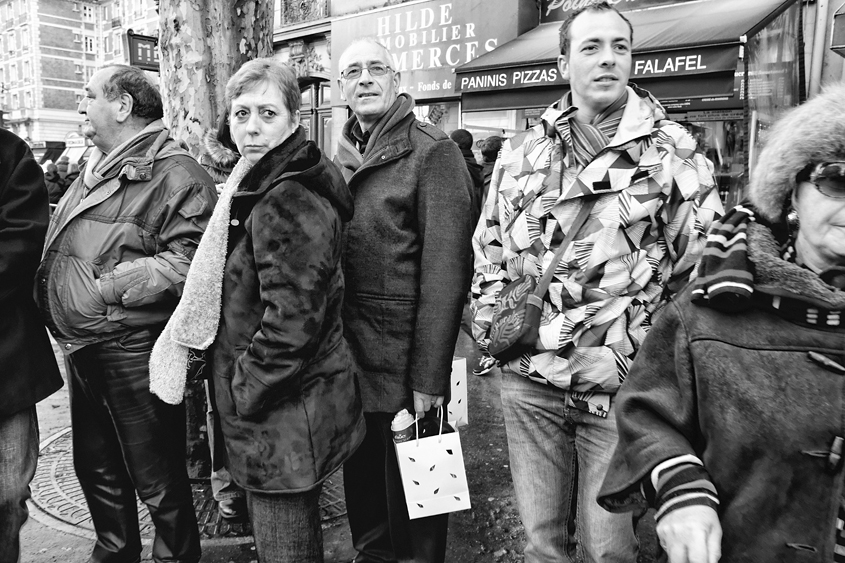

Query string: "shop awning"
[456, 0, 798, 100]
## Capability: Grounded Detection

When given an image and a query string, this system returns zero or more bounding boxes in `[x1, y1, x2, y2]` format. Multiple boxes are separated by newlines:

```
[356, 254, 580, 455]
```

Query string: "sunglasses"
[339, 64, 393, 80]
[808, 161, 845, 199]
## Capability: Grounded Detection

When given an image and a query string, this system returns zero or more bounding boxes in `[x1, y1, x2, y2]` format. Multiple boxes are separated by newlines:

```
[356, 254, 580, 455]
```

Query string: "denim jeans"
[203, 379, 243, 502]
[501, 370, 637, 563]
[66, 328, 201, 563]
[0, 406, 38, 563]
[246, 487, 323, 563]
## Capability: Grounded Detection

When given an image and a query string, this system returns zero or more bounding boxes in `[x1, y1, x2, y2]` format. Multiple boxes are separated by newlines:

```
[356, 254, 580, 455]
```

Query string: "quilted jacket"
[471, 86, 723, 416]
[36, 123, 217, 353]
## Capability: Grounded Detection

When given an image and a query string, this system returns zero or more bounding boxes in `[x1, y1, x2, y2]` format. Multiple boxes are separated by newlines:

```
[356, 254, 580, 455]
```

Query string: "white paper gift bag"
[446, 357, 468, 427]
[395, 410, 472, 519]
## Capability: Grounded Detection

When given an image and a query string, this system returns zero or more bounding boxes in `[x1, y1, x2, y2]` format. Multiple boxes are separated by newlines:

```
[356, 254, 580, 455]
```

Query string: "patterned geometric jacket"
[471, 86, 723, 417]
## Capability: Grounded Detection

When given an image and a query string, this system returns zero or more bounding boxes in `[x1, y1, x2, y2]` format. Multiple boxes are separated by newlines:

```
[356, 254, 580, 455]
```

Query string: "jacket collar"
[542, 85, 665, 151]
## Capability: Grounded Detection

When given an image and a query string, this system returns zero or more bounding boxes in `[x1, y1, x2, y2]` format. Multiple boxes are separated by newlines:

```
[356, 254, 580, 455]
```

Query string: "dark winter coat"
[338, 111, 473, 414]
[459, 147, 483, 228]
[0, 129, 62, 417]
[599, 222, 845, 562]
[44, 170, 64, 204]
[36, 125, 217, 353]
[211, 128, 365, 493]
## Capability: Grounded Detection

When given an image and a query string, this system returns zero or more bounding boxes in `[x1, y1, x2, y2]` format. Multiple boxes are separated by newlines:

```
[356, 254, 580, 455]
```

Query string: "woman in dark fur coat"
[598, 82, 845, 563]
[150, 58, 364, 562]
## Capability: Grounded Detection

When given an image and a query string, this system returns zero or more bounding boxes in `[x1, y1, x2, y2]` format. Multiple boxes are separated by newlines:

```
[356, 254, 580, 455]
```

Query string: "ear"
[337, 78, 346, 101]
[114, 92, 134, 123]
[557, 55, 569, 81]
[392, 70, 401, 90]
[291, 109, 301, 128]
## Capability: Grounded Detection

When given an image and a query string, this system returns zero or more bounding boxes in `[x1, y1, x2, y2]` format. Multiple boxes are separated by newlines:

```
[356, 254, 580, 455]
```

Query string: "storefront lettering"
[512, 68, 559, 85]
[377, 3, 498, 73]
[634, 54, 707, 76]
[546, 0, 622, 16]
[459, 72, 509, 91]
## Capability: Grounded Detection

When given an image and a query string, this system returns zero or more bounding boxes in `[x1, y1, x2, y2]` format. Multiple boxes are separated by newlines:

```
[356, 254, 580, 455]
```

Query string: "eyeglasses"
[808, 161, 845, 199]
[339, 64, 393, 80]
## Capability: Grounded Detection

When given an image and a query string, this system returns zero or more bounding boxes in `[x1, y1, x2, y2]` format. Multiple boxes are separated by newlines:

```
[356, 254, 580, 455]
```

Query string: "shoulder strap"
[535, 196, 598, 297]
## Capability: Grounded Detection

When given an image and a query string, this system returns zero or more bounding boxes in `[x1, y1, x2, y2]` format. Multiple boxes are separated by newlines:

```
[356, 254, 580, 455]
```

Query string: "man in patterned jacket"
[471, 3, 722, 562]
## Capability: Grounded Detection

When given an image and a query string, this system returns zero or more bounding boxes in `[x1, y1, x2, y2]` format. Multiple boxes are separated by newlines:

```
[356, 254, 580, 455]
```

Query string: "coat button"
[41, 278, 46, 285]
[230, 219, 240, 226]
[381, 155, 386, 160]
[64, 344, 71, 350]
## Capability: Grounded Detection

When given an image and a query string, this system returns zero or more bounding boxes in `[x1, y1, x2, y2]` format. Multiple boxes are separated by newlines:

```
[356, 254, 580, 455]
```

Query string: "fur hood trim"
[749, 82, 845, 223]
[200, 130, 239, 184]
[748, 221, 845, 309]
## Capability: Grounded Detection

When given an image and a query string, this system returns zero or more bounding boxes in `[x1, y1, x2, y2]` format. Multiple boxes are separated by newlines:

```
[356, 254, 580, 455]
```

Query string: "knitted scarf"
[335, 93, 415, 180]
[148, 156, 253, 405]
[690, 203, 757, 310]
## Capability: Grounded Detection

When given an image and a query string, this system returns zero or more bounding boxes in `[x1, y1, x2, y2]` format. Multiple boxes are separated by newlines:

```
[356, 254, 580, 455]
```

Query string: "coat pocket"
[61, 257, 109, 330]
[345, 294, 417, 376]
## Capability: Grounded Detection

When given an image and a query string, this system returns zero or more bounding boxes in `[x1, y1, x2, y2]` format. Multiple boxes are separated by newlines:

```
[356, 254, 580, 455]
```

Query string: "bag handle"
[412, 407, 448, 446]
[534, 196, 598, 298]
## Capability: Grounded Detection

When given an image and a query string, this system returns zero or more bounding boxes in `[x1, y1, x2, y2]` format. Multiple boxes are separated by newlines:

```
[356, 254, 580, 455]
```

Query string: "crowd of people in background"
[4, 1, 845, 562]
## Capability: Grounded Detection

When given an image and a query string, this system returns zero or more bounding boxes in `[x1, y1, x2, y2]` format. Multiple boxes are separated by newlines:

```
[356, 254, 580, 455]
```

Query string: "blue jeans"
[247, 487, 323, 563]
[0, 406, 38, 563]
[66, 329, 201, 563]
[501, 370, 637, 563]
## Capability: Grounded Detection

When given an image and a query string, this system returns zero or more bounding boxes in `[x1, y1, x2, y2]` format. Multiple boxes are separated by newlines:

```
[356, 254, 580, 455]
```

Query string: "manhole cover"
[30, 428, 347, 542]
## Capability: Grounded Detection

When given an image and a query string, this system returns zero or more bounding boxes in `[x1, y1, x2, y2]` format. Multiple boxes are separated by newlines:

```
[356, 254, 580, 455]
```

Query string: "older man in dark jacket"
[0, 129, 63, 563]
[335, 38, 473, 563]
[35, 65, 216, 563]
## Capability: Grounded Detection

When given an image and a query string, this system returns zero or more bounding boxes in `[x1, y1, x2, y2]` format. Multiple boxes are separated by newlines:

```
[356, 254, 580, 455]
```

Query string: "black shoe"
[472, 353, 497, 376]
[217, 496, 247, 520]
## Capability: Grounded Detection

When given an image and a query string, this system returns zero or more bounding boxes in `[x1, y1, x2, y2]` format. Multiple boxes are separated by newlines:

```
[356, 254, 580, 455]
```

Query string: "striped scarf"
[561, 92, 627, 168]
[690, 203, 756, 309]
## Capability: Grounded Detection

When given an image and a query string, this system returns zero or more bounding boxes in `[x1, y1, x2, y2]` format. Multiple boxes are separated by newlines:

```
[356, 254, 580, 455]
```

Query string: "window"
[76, 92, 83, 103]
[75, 63, 83, 74]
[84, 36, 95, 53]
[23, 60, 29, 79]
[114, 33, 122, 54]
[7, 32, 15, 53]
[6, 3, 13, 21]
[85, 66, 95, 81]
[72, 2, 80, 11]
[12, 93, 19, 109]
[10, 63, 17, 82]
[82, 5, 94, 21]
[104, 35, 112, 53]
[74, 33, 81, 43]
[20, 27, 29, 49]
[24, 90, 32, 108]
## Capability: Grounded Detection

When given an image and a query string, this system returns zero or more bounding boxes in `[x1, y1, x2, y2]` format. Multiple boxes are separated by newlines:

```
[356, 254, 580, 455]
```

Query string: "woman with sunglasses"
[596, 83, 845, 563]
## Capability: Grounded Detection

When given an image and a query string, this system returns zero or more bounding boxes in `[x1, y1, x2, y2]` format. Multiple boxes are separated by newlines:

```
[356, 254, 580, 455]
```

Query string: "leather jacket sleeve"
[97, 180, 214, 307]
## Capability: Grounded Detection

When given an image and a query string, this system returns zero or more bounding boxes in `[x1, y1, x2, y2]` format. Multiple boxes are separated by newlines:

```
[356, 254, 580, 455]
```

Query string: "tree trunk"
[157, 0, 273, 479]
[158, 0, 274, 161]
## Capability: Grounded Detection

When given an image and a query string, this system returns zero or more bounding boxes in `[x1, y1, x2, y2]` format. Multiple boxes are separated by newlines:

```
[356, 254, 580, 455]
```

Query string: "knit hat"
[749, 82, 845, 223]
[57, 155, 69, 173]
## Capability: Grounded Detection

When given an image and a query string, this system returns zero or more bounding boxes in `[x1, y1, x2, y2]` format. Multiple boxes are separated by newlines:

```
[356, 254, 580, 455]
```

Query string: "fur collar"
[748, 221, 845, 309]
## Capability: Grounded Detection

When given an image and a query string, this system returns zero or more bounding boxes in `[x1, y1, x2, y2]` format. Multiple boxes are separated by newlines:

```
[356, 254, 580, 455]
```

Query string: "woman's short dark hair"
[101, 65, 164, 121]
[558, 1, 633, 56]
[225, 58, 300, 119]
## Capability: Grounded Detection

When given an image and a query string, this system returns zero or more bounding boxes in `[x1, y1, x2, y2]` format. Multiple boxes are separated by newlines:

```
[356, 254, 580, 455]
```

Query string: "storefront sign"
[456, 45, 739, 92]
[541, 0, 697, 22]
[331, 0, 528, 103]
[127, 30, 159, 72]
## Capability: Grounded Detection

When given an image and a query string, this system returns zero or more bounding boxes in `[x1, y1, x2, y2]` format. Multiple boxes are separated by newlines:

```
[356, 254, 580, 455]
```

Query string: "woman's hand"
[657, 505, 722, 563]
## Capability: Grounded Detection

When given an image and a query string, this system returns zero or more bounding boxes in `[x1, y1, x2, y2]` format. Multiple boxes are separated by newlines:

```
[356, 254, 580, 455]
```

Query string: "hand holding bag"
[395, 408, 471, 519]
[487, 197, 597, 363]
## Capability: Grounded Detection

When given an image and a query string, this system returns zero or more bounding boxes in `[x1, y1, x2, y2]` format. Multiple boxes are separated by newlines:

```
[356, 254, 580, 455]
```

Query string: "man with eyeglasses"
[334, 37, 473, 563]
